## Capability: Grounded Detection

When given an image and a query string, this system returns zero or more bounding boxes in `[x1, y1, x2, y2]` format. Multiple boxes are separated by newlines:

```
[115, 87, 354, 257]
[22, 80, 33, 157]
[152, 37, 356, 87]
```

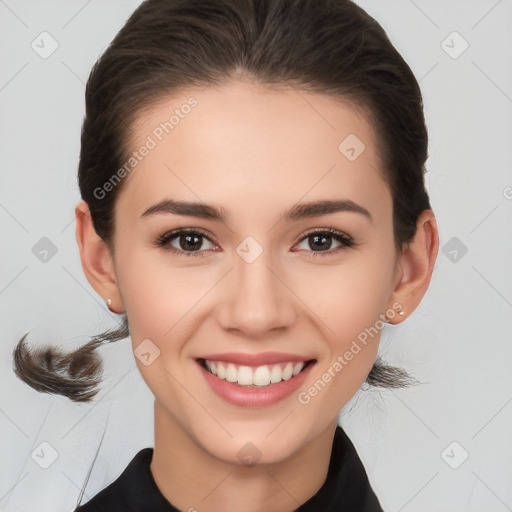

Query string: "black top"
[75, 426, 384, 511]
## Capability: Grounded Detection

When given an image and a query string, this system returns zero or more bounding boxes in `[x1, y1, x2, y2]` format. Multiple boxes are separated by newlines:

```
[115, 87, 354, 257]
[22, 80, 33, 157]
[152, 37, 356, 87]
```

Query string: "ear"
[75, 200, 125, 314]
[387, 209, 439, 324]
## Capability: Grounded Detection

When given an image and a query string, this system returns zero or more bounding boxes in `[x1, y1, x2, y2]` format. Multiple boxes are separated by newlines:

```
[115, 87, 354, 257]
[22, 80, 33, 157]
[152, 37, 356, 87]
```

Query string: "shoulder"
[331, 426, 384, 511]
[297, 426, 385, 512]
[74, 448, 161, 512]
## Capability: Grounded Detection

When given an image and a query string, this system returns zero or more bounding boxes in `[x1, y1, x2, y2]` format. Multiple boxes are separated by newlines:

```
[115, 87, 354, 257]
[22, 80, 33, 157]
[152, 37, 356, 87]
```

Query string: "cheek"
[290, 245, 395, 406]
[293, 285, 387, 420]
[113, 249, 200, 408]
[114, 247, 221, 364]
[295, 249, 395, 344]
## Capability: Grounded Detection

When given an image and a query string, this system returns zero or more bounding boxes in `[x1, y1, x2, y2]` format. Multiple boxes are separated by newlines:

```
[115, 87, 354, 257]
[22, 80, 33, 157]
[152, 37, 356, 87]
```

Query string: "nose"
[216, 249, 298, 338]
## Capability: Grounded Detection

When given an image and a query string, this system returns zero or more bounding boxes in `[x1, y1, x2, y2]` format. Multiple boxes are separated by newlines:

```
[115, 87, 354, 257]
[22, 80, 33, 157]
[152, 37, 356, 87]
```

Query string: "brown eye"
[177, 233, 203, 251]
[307, 233, 333, 251]
[294, 229, 354, 256]
[156, 229, 217, 257]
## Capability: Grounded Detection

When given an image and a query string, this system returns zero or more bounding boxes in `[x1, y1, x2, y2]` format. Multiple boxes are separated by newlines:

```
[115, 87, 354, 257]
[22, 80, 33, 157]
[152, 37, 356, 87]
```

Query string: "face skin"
[76, 78, 438, 512]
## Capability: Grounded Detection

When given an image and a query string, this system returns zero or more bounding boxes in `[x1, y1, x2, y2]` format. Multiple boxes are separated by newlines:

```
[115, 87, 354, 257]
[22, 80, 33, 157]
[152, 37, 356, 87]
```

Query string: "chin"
[197, 426, 304, 468]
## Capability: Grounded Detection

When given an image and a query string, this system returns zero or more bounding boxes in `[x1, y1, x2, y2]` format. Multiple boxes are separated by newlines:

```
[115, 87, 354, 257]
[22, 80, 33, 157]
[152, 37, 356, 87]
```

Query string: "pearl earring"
[106, 298, 112, 309]
[385, 305, 405, 323]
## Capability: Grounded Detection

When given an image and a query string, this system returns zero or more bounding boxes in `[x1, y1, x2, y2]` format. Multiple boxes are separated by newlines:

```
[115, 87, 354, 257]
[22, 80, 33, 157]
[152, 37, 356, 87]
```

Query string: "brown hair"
[13, 0, 429, 402]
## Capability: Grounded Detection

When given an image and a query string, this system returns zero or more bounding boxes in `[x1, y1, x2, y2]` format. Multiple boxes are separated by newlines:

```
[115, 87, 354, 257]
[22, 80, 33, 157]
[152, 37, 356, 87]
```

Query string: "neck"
[150, 402, 338, 512]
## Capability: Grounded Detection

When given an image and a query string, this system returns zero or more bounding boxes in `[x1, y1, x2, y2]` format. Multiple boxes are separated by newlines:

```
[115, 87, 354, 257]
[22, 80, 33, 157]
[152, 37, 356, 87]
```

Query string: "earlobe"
[387, 209, 439, 324]
[75, 200, 125, 314]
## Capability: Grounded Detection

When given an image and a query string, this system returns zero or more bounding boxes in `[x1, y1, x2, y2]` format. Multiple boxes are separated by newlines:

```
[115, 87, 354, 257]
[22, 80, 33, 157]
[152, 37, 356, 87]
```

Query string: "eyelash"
[155, 227, 355, 258]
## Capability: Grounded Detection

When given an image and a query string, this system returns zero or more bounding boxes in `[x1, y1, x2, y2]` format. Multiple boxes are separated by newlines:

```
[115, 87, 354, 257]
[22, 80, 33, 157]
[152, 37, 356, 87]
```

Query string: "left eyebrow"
[282, 199, 372, 223]
[140, 198, 372, 223]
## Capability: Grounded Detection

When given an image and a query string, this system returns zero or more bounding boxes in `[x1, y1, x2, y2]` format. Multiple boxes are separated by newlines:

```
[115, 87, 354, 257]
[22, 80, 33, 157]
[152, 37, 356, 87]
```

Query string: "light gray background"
[1, 1, 511, 511]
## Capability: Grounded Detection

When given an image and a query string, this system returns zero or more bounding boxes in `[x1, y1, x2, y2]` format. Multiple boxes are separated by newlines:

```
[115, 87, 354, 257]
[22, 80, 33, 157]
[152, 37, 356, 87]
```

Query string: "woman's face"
[110, 79, 402, 464]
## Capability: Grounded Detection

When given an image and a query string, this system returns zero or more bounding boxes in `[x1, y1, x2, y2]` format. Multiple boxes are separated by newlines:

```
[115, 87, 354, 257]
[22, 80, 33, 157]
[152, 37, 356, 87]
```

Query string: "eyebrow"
[141, 198, 372, 223]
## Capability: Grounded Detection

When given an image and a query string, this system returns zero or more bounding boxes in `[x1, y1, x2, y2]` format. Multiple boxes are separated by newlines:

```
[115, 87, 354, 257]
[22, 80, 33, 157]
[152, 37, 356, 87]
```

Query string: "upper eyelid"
[159, 227, 352, 248]
[161, 227, 216, 240]
[299, 227, 352, 239]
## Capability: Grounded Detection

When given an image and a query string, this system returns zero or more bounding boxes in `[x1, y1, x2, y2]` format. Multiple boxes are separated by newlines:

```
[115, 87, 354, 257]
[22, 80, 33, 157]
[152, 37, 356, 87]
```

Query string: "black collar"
[76, 426, 384, 511]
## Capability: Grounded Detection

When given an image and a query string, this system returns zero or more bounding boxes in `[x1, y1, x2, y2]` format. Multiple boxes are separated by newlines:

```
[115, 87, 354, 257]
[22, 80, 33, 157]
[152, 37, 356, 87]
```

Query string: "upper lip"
[198, 352, 314, 366]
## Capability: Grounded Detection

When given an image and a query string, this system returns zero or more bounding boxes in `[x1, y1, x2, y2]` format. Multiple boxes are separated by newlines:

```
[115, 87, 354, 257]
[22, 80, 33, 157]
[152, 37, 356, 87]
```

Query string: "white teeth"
[237, 366, 253, 386]
[226, 363, 237, 383]
[253, 365, 271, 386]
[282, 362, 293, 381]
[203, 359, 307, 387]
[270, 365, 282, 384]
[292, 362, 303, 376]
[216, 362, 226, 379]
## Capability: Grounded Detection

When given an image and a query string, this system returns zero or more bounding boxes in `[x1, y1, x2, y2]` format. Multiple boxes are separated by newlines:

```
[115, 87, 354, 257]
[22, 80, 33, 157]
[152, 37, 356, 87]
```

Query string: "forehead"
[117, 79, 391, 224]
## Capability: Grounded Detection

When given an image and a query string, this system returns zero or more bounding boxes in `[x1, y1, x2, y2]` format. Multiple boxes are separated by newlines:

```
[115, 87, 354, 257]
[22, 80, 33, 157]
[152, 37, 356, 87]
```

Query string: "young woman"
[13, 0, 439, 510]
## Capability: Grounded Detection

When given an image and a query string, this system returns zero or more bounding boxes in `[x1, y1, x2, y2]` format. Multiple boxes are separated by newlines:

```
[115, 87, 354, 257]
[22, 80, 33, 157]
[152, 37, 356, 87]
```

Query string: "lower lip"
[197, 360, 316, 408]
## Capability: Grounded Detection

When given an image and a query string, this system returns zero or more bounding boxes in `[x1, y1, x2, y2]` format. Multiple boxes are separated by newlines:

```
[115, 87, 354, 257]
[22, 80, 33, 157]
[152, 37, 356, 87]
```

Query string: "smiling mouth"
[197, 358, 316, 387]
